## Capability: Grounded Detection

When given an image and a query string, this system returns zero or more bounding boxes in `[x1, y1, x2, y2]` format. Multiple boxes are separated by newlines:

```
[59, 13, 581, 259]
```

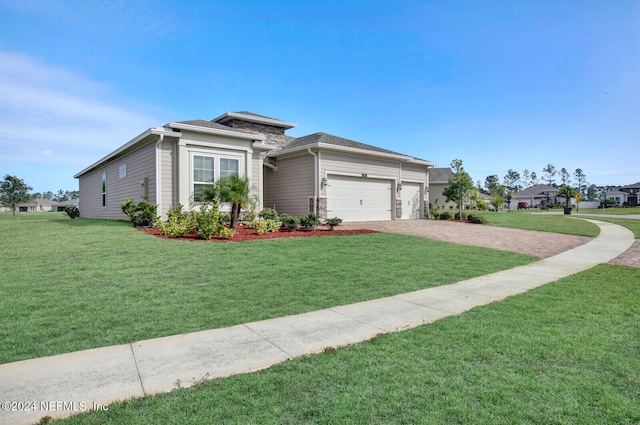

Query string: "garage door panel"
[326, 175, 392, 221]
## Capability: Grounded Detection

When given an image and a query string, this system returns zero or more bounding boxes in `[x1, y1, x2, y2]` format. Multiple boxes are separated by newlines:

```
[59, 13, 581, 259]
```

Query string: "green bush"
[63, 204, 80, 219]
[476, 200, 488, 210]
[249, 219, 282, 235]
[454, 211, 467, 220]
[156, 204, 196, 237]
[300, 213, 320, 230]
[280, 214, 301, 231]
[241, 211, 256, 223]
[194, 203, 221, 240]
[439, 211, 451, 220]
[120, 199, 157, 227]
[466, 213, 487, 224]
[259, 208, 279, 221]
[325, 217, 342, 230]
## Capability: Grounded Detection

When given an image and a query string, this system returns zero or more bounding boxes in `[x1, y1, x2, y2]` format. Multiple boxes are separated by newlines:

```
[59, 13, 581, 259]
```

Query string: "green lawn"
[0, 213, 537, 364]
[577, 207, 640, 215]
[54, 264, 640, 425]
[470, 210, 600, 236]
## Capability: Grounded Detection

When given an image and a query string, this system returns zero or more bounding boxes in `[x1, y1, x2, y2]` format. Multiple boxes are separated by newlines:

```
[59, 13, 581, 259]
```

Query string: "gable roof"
[282, 132, 406, 156]
[272, 132, 435, 166]
[429, 168, 453, 183]
[514, 184, 559, 197]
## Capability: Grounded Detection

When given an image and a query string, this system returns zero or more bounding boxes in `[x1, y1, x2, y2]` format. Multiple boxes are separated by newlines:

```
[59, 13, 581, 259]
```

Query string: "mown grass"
[578, 207, 640, 215]
[583, 216, 640, 239]
[470, 210, 600, 236]
[0, 213, 537, 364]
[54, 264, 640, 425]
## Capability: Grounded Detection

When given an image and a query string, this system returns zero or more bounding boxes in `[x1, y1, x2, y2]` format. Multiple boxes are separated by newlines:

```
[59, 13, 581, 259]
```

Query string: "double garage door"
[326, 175, 423, 221]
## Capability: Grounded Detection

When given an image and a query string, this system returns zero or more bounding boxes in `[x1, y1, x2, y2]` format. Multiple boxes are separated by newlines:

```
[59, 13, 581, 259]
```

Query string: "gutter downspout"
[308, 148, 318, 214]
[155, 134, 164, 219]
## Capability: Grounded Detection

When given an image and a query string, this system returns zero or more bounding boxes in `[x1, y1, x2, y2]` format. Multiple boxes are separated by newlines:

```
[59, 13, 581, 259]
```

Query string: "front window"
[193, 155, 215, 202]
[220, 158, 239, 179]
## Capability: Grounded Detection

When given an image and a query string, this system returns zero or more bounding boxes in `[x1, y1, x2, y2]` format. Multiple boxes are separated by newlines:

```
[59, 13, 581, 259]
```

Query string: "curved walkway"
[0, 219, 634, 425]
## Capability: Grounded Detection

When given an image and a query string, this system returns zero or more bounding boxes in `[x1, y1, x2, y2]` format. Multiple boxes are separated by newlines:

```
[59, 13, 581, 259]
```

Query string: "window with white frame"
[220, 158, 239, 179]
[191, 154, 242, 202]
[101, 173, 107, 208]
[119, 164, 126, 179]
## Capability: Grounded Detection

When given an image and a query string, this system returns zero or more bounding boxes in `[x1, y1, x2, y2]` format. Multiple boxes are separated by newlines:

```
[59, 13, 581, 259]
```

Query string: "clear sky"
[1, 0, 638, 194]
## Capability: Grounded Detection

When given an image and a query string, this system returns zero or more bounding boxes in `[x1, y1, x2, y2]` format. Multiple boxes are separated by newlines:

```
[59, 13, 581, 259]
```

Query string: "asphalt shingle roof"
[281, 132, 408, 156]
[429, 168, 453, 182]
[167, 120, 256, 135]
[514, 184, 559, 197]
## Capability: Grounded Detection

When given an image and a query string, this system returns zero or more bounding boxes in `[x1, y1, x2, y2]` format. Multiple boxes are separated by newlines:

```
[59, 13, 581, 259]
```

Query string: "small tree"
[205, 176, 253, 229]
[542, 164, 556, 186]
[0, 175, 33, 217]
[557, 185, 578, 207]
[443, 159, 473, 219]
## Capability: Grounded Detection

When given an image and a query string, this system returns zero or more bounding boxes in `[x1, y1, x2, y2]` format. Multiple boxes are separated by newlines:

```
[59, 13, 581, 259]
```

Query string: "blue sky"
[0, 0, 638, 193]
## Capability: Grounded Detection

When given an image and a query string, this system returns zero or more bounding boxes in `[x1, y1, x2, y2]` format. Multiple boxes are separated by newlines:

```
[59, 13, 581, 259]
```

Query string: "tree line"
[480, 164, 618, 202]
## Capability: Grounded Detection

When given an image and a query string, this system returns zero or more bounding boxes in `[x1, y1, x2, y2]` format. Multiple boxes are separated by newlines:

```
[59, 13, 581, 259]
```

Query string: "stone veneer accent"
[395, 199, 403, 219]
[221, 119, 287, 147]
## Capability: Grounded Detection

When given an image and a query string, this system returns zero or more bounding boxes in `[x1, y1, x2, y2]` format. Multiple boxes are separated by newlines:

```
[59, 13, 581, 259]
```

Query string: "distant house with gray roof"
[512, 184, 561, 207]
[75, 111, 436, 222]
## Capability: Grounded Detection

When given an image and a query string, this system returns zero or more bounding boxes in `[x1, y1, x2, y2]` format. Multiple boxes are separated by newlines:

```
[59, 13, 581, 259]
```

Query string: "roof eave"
[212, 112, 296, 129]
[168, 122, 266, 141]
[74, 127, 177, 178]
[269, 142, 434, 165]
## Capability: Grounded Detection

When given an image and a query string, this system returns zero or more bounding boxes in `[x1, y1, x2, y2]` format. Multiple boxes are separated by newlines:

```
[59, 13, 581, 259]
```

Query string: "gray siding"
[264, 153, 314, 215]
[320, 151, 401, 179]
[401, 163, 428, 183]
[78, 142, 156, 219]
[160, 139, 177, 217]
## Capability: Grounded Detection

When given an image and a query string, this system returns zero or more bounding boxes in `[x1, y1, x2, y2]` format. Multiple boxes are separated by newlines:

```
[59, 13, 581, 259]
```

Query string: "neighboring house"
[606, 182, 639, 206]
[427, 168, 457, 210]
[75, 111, 436, 222]
[512, 184, 561, 207]
[13, 198, 78, 213]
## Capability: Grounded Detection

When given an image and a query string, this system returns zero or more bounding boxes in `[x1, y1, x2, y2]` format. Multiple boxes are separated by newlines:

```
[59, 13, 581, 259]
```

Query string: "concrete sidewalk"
[0, 219, 634, 425]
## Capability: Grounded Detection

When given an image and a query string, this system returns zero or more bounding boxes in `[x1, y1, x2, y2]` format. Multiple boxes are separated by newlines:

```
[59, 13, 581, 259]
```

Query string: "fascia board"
[74, 128, 177, 178]
[169, 122, 266, 141]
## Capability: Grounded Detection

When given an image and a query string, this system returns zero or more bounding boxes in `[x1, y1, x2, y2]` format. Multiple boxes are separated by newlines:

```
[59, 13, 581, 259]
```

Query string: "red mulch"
[139, 225, 376, 242]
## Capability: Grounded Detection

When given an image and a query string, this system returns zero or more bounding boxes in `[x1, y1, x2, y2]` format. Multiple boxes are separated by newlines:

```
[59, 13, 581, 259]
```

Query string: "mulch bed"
[138, 225, 376, 242]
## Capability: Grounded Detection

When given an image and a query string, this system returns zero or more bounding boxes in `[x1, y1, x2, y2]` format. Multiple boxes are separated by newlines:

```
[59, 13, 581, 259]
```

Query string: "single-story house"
[9, 198, 78, 213]
[74, 111, 436, 222]
[512, 184, 561, 207]
[427, 167, 456, 210]
[606, 182, 639, 206]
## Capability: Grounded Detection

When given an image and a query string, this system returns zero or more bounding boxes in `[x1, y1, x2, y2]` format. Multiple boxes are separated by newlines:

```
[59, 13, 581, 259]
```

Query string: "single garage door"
[401, 182, 422, 219]
[326, 175, 392, 221]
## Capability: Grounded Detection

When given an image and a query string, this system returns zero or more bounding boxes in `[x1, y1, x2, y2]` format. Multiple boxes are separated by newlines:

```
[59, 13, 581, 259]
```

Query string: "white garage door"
[401, 182, 422, 219]
[326, 175, 392, 221]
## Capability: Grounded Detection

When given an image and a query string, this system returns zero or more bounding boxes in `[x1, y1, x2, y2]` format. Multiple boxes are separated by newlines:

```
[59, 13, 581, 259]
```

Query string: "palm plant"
[557, 185, 578, 207]
[204, 176, 252, 229]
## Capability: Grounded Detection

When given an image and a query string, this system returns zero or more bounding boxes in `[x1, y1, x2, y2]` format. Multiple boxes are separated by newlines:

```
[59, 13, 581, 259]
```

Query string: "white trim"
[119, 163, 127, 179]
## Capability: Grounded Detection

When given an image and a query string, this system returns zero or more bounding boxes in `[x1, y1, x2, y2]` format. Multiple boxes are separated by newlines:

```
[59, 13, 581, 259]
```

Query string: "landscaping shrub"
[325, 217, 342, 230]
[280, 214, 301, 231]
[248, 219, 282, 235]
[259, 208, 279, 221]
[156, 204, 195, 237]
[466, 213, 488, 224]
[454, 211, 467, 220]
[194, 203, 221, 240]
[63, 204, 80, 219]
[300, 213, 320, 230]
[439, 211, 451, 220]
[120, 199, 158, 227]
